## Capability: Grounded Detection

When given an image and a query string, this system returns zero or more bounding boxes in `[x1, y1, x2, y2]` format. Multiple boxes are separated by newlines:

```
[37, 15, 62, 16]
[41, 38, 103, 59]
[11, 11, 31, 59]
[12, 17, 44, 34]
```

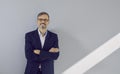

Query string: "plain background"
[0, 0, 120, 74]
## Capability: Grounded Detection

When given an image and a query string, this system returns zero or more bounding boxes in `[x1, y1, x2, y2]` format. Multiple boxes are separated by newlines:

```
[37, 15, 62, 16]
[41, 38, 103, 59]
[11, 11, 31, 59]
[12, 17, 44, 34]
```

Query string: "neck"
[39, 28, 47, 37]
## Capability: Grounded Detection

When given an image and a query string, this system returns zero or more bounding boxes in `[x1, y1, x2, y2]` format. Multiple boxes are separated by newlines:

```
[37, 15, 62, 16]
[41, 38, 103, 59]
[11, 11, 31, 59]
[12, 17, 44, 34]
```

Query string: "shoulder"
[25, 29, 37, 37]
[47, 30, 58, 37]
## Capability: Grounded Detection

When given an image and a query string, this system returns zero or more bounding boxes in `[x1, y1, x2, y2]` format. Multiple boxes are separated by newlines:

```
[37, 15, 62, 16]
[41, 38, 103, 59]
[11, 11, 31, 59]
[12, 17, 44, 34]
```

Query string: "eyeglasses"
[37, 19, 49, 22]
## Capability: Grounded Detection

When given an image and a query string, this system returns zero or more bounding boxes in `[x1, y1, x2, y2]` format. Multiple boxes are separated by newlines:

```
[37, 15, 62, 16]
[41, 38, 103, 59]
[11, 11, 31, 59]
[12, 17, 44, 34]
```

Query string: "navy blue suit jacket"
[24, 29, 59, 74]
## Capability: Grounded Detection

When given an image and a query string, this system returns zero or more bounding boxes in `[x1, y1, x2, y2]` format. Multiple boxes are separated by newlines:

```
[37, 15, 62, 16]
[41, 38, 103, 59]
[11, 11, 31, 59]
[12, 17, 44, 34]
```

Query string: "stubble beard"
[38, 23, 47, 34]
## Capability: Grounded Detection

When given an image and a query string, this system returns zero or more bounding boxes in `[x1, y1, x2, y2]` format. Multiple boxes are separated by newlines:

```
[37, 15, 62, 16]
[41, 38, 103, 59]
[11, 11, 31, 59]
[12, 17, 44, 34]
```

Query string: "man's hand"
[49, 48, 59, 53]
[33, 49, 40, 55]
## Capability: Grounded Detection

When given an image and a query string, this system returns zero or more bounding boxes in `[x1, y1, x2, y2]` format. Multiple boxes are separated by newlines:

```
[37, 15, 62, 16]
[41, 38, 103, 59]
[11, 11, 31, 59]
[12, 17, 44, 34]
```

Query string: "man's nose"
[41, 20, 45, 23]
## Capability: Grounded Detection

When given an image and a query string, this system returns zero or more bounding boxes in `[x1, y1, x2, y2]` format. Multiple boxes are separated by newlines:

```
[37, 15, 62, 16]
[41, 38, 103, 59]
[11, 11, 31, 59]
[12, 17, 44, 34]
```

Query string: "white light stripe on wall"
[63, 33, 120, 74]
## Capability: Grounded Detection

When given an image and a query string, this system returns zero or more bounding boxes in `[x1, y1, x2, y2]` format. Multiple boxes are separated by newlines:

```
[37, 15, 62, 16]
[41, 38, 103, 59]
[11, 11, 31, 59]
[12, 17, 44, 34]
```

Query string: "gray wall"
[0, 0, 120, 74]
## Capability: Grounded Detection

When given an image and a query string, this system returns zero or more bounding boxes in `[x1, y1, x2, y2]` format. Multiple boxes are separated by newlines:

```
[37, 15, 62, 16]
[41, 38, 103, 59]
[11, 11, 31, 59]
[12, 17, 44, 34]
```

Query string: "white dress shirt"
[38, 29, 47, 69]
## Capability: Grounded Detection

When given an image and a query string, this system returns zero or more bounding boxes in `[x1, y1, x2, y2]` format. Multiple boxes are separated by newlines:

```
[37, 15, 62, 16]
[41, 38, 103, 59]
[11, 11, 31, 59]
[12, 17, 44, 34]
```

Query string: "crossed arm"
[33, 48, 59, 61]
[25, 33, 59, 62]
[33, 48, 59, 55]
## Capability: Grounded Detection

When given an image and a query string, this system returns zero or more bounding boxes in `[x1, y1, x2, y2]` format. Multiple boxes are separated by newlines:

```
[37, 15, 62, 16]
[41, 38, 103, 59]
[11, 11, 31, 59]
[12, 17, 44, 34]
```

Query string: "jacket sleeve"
[38, 34, 60, 61]
[25, 33, 39, 62]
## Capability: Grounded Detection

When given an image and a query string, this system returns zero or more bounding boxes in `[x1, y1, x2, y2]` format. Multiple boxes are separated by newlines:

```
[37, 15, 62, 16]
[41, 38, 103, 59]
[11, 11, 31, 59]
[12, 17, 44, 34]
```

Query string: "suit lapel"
[42, 31, 50, 50]
[34, 29, 50, 50]
[34, 29, 42, 49]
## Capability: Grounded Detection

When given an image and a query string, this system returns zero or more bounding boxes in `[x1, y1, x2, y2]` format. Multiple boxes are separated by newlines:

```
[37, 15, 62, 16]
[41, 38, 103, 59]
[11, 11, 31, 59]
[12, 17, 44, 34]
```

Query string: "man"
[24, 12, 59, 74]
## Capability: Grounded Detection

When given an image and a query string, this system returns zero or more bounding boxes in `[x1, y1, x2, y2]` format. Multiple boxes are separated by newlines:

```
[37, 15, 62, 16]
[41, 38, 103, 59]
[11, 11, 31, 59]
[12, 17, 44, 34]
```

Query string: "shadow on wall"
[51, 28, 89, 74]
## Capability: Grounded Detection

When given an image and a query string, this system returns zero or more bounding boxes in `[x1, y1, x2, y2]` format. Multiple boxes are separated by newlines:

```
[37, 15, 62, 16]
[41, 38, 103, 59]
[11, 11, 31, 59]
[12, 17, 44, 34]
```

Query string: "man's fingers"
[55, 48, 59, 52]
[49, 48, 54, 52]
[49, 48, 59, 52]
[33, 49, 40, 54]
[54, 48, 59, 52]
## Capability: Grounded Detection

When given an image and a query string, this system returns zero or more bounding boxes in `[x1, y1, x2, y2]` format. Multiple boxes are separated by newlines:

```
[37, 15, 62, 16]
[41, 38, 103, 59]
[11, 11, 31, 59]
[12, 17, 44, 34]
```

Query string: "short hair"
[37, 12, 49, 19]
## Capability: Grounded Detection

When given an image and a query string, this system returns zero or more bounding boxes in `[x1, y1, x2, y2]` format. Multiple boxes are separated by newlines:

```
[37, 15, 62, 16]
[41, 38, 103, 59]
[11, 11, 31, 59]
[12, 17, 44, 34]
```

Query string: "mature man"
[24, 12, 59, 74]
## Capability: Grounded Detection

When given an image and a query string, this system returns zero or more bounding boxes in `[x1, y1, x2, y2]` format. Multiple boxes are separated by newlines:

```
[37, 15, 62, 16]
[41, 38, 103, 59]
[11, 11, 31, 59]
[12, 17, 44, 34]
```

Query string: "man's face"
[37, 14, 49, 30]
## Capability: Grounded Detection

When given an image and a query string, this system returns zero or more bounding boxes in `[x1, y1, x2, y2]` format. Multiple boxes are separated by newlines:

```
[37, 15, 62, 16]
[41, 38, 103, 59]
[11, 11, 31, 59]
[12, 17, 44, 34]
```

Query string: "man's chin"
[38, 27, 47, 31]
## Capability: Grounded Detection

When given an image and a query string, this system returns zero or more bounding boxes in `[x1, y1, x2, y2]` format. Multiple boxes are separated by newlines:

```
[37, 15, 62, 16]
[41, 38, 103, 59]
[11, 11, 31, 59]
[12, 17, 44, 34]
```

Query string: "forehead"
[38, 14, 49, 19]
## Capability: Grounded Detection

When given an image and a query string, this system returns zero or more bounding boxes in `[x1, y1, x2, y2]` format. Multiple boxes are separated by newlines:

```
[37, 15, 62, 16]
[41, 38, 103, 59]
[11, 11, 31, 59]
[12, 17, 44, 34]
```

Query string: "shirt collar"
[38, 29, 47, 37]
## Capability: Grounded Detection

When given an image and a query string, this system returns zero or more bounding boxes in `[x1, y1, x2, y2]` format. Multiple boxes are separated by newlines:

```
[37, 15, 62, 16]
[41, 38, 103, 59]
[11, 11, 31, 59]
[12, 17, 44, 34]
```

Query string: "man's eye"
[38, 19, 49, 22]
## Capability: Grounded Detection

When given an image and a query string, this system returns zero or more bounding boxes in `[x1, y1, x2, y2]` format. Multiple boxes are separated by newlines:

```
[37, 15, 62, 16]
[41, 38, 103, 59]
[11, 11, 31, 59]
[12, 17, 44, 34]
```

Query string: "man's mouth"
[40, 23, 46, 29]
[40, 23, 46, 25]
